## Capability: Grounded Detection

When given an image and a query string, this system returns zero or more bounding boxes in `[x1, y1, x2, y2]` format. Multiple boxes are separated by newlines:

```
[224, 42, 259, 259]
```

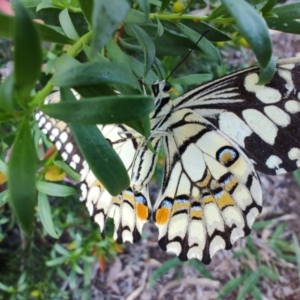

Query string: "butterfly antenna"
[166, 29, 210, 81]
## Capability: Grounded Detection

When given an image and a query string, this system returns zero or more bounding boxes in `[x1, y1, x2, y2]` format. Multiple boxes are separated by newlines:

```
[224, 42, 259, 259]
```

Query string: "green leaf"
[221, 0, 272, 67]
[51, 61, 139, 90]
[0, 159, 8, 175]
[54, 160, 81, 181]
[272, 2, 300, 19]
[154, 16, 164, 38]
[0, 73, 15, 113]
[149, 257, 182, 286]
[236, 271, 261, 300]
[251, 285, 263, 300]
[125, 24, 156, 77]
[293, 169, 300, 187]
[259, 265, 278, 281]
[0, 191, 9, 207]
[0, 13, 74, 44]
[188, 259, 214, 279]
[14, 0, 42, 105]
[136, 0, 150, 15]
[266, 18, 300, 34]
[218, 276, 245, 299]
[292, 234, 300, 282]
[175, 22, 222, 65]
[164, 21, 231, 42]
[257, 55, 276, 85]
[78, 0, 93, 26]
[59, 8, 79, 40]
[171, 74, 213, 86]
[36, 181, 76, 197]
[261, 0, 277, 15]
[38, 192, 59, 238]
[124, 8, 149, 24]
[91, 0, 129, 58]
[60, 88, 130, 196]
[8, 118, 37, 234]
[160, 0, 171, 13]
[126, 55, 158, 83]
[41, 95, 154, 125]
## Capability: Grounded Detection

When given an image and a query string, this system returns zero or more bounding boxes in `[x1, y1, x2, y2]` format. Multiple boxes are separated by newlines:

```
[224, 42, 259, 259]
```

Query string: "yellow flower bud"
[0, 171, 7, 184]
[45, 166, 66, 182]
[173, 1, 185, 13]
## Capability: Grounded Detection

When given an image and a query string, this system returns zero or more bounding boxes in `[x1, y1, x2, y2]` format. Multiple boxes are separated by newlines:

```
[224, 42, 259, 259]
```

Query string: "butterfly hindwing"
[35, 92, 152, 243]
[152, 108, 262, 263]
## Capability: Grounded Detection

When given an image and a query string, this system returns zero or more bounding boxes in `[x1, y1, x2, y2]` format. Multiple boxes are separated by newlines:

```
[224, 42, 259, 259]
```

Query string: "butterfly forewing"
[173, 58, 300, 175]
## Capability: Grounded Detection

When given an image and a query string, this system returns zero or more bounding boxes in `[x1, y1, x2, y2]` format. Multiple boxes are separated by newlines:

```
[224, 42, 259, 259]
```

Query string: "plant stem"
[29, 31, 93, 108]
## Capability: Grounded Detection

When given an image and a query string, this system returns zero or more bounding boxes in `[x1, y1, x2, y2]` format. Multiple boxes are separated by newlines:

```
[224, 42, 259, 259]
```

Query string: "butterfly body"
[36, 57, 300, 264]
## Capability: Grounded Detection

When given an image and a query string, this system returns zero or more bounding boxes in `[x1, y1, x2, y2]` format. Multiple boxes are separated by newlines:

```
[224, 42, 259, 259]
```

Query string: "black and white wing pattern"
[35, 92, 157, 244]
[36, 57, 300, 264]
[151, 57, 300, 263]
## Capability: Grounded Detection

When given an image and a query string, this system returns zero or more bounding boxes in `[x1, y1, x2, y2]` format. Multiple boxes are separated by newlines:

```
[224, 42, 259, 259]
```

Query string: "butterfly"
[36, 57, 300, 264]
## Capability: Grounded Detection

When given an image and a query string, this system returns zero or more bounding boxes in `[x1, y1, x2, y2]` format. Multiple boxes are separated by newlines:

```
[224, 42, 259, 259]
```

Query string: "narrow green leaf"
[8, 118, 37, 234]
[266, 18, 300, 34]
[218, 276, 245, 299]
[36, 181, 76, 197]
[51, 61, 139, 90]
[125, 24, 156, 77]
[0, 13, 74, 44]
[105, 39, 137, 95]
[154, 16, 164, 38]
[136, 0, 150, 15]
[172, 74, 213, 86]
[236, 271, 260, 300]
[261, 0, 277, 15]
[0, 191, 9, 207]
[41, 95, 154, 125]
[149, 257, 182, 286]
[22, 0, 41, 7]
[54, 160, 81, 181]
[188, 259, 214, 279]
[60, 88, 129, 196]
[59, 8, 79, 40]
[126, 55, 158, 83]
[78, 0, 93, 26]
[91, 0, 129, 58]
[251, 285, 263, 300]
[14, 0, 42, 105]
[272, 2, 300, 19]
[175, 22, 222, 65]
[293, 234, 300, 282]
[38, 192, 59, 238]
[207, 4, 228, 19]
[293, 169, 300, 187]
[0, 73, 15, 113]
[0, 160, 8, 175]
[160, 0, 171, 13]
[46, 256, 67, 267]
[124, 8, 149, 24]
[259, 265, 278, 281]
[257, 55, 276, 85]
[221, 0, 272, 67]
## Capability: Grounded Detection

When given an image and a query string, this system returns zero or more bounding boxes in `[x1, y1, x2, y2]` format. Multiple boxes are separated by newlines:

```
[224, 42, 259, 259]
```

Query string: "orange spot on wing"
[136, 203, 149, 221]
[155, 207, 171, 225]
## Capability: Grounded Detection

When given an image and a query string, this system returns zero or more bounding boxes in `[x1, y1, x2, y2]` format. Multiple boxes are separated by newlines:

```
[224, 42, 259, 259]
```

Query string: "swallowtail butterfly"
[36, 57, 300, 264]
